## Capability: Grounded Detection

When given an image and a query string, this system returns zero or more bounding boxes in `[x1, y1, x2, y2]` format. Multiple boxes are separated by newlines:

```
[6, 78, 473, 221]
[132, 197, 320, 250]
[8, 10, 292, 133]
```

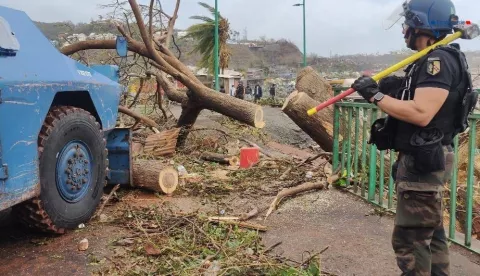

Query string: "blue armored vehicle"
[0, 6, 132, 233]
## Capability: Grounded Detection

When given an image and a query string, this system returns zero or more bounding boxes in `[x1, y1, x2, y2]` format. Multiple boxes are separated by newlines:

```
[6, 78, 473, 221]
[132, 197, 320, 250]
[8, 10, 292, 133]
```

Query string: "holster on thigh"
[395, 181, 443, 228]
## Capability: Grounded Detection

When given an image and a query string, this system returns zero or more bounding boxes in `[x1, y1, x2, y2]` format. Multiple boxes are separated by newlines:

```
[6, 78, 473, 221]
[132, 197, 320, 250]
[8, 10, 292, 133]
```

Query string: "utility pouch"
[409, 128, 445, 174]
[456, 90, 479, 134]
[395, 182, 443, 227]
[368, 117, 395, 151]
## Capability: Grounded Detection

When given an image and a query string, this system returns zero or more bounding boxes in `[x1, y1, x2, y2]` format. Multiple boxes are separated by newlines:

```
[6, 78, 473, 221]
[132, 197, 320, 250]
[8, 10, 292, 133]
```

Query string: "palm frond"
[189, 15, 214, 23]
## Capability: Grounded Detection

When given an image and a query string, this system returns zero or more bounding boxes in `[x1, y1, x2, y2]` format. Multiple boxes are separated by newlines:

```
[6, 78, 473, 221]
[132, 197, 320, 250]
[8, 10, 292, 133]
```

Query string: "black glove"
[378, 76, 404, 96]
[351, 76, 380, 102]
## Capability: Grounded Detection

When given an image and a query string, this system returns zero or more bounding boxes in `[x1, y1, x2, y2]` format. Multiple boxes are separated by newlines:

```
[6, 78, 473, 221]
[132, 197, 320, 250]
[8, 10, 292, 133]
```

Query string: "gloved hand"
[378, 76, 404, 96]
[351, 76, 380, 102]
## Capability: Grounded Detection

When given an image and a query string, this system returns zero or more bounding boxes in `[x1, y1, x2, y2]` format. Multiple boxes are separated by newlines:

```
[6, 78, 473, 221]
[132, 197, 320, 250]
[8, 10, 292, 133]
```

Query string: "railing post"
[361, 108, 368, 197]
[465, 119, 476, 247]
[449, 135, 459, 240]
[388, 150, 395, 209]
[332, 89, 341, 171]
[353, 107, 360, 193]
[346, 108, 353, 182]
[368, 108, 378, 201]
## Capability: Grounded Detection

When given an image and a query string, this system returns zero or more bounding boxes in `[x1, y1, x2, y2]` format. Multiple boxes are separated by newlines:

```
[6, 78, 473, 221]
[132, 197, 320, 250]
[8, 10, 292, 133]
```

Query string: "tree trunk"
[282, 91, 334, 152]
[296, 66, 334, 104]
[132, 160, 179, 195]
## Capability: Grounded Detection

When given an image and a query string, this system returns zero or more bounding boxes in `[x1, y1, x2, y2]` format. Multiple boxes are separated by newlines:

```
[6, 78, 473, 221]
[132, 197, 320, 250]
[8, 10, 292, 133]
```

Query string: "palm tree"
[183, 2, 232, 75]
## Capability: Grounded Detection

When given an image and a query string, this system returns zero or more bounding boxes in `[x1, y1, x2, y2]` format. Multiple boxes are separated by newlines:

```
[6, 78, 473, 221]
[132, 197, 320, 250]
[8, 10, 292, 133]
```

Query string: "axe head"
[454, 23, 480, 40]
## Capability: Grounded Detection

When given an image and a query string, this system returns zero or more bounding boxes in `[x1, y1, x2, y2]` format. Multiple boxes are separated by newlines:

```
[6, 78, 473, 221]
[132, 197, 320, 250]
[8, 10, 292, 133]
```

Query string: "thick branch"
[165, 0, 181, 47]
[118, 105, 160, 129]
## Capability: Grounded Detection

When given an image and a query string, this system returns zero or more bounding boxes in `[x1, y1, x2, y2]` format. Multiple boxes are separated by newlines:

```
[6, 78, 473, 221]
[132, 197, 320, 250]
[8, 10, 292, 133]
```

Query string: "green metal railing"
[332, 88, 480, 254]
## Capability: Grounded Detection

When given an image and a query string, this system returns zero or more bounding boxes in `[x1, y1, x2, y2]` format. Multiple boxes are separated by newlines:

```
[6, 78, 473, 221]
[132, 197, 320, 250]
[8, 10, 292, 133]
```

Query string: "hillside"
[35, 21, 303, 71]
[35, 21, 480, 80]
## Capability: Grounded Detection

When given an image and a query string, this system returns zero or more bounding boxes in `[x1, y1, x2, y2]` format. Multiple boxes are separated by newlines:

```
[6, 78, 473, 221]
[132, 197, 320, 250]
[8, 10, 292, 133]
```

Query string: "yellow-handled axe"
[307, 23, 480, 116]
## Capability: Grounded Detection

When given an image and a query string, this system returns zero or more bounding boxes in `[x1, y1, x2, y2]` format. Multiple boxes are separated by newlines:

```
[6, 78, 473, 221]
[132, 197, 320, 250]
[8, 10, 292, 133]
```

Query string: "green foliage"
[183, 2, 231, 75]
[92, 205, 325, 275]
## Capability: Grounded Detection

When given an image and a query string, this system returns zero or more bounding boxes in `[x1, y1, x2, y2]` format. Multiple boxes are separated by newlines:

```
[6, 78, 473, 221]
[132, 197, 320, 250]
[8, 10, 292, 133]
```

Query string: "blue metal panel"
[0, 6, 123, 211]
[90, 65, 120, 83]
[106, 128, 132, 186]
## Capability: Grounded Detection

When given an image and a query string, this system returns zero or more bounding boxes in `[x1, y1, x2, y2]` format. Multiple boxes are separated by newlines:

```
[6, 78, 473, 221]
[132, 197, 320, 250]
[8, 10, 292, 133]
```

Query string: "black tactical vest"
[391, 44, 474, 152]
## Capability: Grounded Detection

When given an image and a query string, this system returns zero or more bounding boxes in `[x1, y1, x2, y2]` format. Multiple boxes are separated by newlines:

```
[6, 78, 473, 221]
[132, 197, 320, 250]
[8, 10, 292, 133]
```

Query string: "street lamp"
[214, 0, 220, 91]
[293, 0, 307, 67]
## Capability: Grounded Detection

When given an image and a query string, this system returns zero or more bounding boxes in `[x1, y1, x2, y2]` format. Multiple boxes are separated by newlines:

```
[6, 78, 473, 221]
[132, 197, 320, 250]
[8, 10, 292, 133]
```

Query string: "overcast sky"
[2, 0, 480, 56]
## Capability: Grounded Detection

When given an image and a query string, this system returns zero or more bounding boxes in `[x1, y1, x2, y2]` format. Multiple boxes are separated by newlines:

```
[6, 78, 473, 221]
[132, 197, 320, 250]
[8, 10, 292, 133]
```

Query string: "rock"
[99, 214, 108, 223]
[78, 223, 85, 229]
[144, 242, 161, 256]
[78, 238, 89, 251]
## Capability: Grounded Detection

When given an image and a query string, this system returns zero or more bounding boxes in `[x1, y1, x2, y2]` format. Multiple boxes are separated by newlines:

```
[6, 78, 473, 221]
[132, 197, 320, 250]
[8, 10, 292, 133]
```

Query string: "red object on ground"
[239, 147, 259, 168]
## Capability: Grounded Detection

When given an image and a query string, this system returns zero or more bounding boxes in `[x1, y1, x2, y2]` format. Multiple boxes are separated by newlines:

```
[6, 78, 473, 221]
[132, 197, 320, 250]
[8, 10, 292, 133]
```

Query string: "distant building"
[190, 66, 242, 90]
[245, 68, 266, 87]
[177, 31, 188, 38]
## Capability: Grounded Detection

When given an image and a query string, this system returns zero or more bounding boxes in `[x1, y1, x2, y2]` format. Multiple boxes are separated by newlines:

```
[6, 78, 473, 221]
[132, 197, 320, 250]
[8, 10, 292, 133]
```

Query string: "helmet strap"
[405, 27, 418, 51]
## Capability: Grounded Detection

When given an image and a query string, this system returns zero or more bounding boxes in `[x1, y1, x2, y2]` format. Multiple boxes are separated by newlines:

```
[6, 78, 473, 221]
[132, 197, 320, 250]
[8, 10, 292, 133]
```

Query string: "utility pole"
[214, 0, 219, 91]
[294, 0, 307, 67]
[303, 0, 306, 67]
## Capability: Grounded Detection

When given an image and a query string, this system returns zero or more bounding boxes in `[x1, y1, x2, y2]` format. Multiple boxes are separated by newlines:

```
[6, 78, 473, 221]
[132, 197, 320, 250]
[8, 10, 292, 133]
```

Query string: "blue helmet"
[402, 0, 457, 37]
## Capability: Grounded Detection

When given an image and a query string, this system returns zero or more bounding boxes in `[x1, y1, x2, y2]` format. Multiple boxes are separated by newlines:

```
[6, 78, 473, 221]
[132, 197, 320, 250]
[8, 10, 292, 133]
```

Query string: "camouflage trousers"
[391, 145, 454, 276]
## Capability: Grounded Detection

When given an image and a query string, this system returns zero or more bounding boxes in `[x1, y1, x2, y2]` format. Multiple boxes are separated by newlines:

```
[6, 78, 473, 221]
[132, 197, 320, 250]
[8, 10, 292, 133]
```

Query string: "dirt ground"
[1, 105, 480, 275]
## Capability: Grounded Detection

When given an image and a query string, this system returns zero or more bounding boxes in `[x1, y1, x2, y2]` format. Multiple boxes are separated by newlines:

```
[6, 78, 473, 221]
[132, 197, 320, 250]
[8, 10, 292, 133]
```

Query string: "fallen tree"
[61, 0, 265, 148]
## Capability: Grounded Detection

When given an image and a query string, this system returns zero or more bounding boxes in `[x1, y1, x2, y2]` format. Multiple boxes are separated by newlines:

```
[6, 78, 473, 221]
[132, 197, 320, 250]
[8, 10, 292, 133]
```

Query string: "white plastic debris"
[177, 165, 187, 176]
[305, 171, 313, 179]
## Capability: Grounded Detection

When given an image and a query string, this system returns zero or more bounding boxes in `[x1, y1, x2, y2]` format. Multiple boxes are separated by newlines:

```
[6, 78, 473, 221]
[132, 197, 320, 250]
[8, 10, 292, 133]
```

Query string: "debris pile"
[91, 204, 332, 275]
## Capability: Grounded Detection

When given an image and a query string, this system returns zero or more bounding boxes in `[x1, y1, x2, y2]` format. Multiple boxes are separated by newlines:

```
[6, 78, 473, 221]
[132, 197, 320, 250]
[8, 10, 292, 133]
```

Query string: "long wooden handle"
[307, 31, 464, 116]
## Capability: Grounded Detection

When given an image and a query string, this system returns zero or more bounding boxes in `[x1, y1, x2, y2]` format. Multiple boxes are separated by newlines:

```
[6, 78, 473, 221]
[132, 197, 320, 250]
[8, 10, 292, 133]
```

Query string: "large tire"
[12, 106, 108, 234]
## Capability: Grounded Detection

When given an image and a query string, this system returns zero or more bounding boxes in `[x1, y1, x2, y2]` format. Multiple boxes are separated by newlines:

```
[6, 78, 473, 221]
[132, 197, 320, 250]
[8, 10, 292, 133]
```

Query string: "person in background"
[220, 85, 225, 93]
[254, 84, 263, 103]
[246, 84, 253, 101]
[230, 84, 235, 97]
[235, 82, 245, 100]
[269, 84, 276, 100]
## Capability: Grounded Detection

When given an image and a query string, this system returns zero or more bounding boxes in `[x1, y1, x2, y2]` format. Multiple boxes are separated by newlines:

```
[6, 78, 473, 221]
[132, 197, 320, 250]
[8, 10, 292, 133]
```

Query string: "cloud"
[1, 0, 479, 56]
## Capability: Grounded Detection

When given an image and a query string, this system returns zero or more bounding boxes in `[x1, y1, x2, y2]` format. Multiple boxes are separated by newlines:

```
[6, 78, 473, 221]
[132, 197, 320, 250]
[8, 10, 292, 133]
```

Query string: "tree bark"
[296, 66, 334, 103]
[132, 160, 179, 195]
[282, 91, 334, 152]
[143, 128, 181, 157]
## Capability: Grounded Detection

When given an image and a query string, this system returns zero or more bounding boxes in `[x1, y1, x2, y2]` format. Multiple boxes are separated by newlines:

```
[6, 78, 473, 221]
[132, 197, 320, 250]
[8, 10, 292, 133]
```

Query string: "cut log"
[200, 152, 239, 166]
[282, 91, 334, 152]
[295, 66, 334, 103]
[132, 160, 179, 195]
[264, 181, 326, 220]
[143, 128, 181, 157]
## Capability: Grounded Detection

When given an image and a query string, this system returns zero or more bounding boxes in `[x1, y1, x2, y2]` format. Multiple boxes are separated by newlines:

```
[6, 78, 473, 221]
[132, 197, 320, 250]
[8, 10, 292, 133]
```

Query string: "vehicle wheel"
[12, 106, 108, 234]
